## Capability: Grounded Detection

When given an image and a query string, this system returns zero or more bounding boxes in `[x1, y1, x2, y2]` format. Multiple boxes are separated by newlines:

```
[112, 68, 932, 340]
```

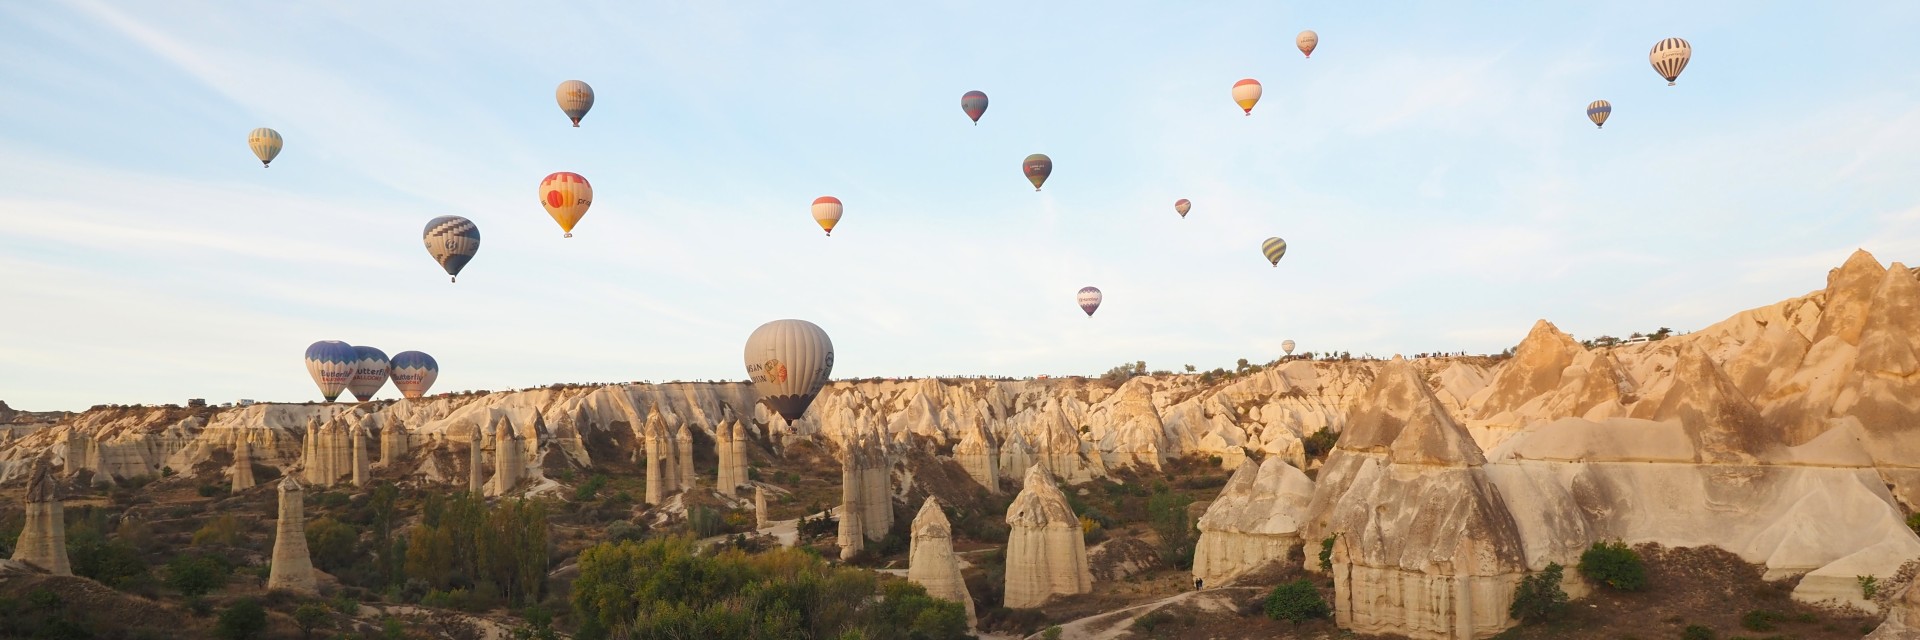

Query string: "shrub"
[1740, 609, 1778, 632]
[192, 514, 244, 547]
[197, 485, 223, 497]
[1908, 512, 1920, 534]
[166, 554, 230, 596]
[574, 474, 609, 502]
[1319, 536, 1336, 572]
[1041, 627, 1063, 640]
[1578, 540, 1648, 591]
[1681, 625, 1714, 640]
[1263, 580, 1329, 623]
[1859, 575, 1880, 600]
[293, 603, 330, 639]
[1302, 428, 1339, 458]
[216, 599, 267, 640]
[1509, 563, 1569, 623]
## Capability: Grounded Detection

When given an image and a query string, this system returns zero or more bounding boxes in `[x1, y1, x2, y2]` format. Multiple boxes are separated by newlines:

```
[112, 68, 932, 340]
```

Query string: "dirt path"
[1033, 586, 1262, 640]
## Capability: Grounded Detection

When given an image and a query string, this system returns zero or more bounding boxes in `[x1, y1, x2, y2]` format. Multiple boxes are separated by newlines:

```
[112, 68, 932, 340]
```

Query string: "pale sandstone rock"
[380, 418, 408, 467]
[908, 497, 976, 627]
[860, 424, 892, 540]
[838, 450, 864, 560]
[1193, 456, 1314, 586]
[731, 420, 750, 494]
[1003, 465, 1092, 608]
[231, 439, 255, 492]
[468, 425, 484, 495]
[954, 421, 1000, 494]
[350, 422, 371, 488]
[755, 485, 768, 529]
[10, 457, 69, 576]
[491, 414, 524, 496]
[715, 419, 738, 496]
[675, 424, 695, 491]
[267, 477, 317, 594]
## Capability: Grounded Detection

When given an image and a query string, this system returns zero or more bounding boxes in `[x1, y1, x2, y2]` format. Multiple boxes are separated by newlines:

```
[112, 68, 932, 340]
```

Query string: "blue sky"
[3, 2, 1918, 410]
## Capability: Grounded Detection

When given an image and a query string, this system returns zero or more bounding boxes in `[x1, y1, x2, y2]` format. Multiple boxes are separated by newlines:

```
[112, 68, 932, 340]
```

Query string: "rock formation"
[908, 497, 977, 627]
[1193, 456, 1315, 586]
[1003, 464, 1092, 608]
[731, 420, 750, 494]
[267, 477, 317, 594]
[675, 423, 695, 491]
[755, 485, 768, 529]
[10, 457, 70, 575]
[644, 410, 667, 505]
[837, 449, 865, 560]
[1309, 359, 1528, 640]
[716, 419, 738, 496]
[860, 425, 892, 540]
[380, 418, 408, 467]
[300, 415, 321, 485]
[492, 414, 525, 496]
[350, 421, 371, 488]
[954, 421, 1000, 494]
[230, 439, 256, 492]
[468, 424, 484, 495]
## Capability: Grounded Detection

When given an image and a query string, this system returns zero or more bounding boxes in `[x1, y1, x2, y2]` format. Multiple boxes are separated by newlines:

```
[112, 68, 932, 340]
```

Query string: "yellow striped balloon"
[1587, 100, 1612, 128]
[811, 196, 843, 236]
[1649, 38, 1691, 86]
[539, 172, 593, 237]
[556, 80, 594, 127]
[1232, 79, 1263, 115]
[1261, 237, 1287, 266]
[248, 128, 283, 168]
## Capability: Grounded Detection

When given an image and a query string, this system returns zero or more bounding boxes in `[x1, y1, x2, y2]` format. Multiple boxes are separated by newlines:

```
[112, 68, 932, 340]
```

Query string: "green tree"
[1577, 540, 1647, 591]
[216, 599, 267, 640]
[405, 524, 455, 589]
[293, 602, 330, 640]
[1147, 487, 1196, 570]
[166, 554, 229, 597]
[1263, 579, 1329, 622]
[305, 518, 360, 572]
[1508, 563, 1569, 623]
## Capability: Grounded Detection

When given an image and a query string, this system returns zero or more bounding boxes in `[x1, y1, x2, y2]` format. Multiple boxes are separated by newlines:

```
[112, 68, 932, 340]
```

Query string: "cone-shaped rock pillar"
[267, 477, 318, 594]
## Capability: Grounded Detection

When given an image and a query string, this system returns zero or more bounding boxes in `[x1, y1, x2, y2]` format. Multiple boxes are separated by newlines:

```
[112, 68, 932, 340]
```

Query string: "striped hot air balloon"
[1077, 286, 1102, 316]
[1649, 38, 1691, 86]
[304, 340, 357, 402]
[743, 320, 835, 425]
[1023, 154, 1052, 191]
[1174, 199, 1191, 218]
[1296, 30, 1319, 58]
[1262, 237, 1288, 266]
[556, 80, 595, 127]
[347, 346, 390, 402]
[961, 90, 989, 125]
[1587, 100, 1612, 128]
[539, 172, 593, 237]
[423, 216, 480, 282]
[389, 351, 439, 399]
[1232, 79, 1263, 115]
[811, 196, 843, 236]
[248, 128, 283, 168]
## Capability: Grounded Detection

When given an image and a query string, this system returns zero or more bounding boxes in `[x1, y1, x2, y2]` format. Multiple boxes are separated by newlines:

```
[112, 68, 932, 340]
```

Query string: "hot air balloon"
[1261, 237, 1287, 266]
[556, 80, 595, 127]
[389, 351, 439, 399]
[1296, 30, 1319, 58]
[423, 216, 481, 282]
[304, 340, 357, 402]
[1282, 339, 1296, 356]
[743, 319, 835, 424]
[1650, 38, 1691, 86]
[1232, 79, 1263, 115]
[347, 346, 390, 402]
[1587, 100, 1612, 128]
[961, 90, 989, 125]
[539, 172, 593, 237]
[248, 128, 283, 168]
[811, 196, 843, 236]
[1077, 286, 1102, 316]
[1174, 199, 1192, 218]
[1023, 154, 1052, 191]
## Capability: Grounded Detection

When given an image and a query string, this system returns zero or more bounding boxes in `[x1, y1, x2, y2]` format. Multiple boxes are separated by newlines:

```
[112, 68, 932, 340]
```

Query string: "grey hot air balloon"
[1282, 340, 1296, 356]
[423, 216, 480, 282]
[744, 319, 835, 424]
[556, 80, 595, 127]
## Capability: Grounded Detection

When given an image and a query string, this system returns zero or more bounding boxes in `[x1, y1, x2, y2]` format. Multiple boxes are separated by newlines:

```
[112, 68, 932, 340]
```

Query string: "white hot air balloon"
[1282, 340, 1296, 356]
[744, 320, 835, 424]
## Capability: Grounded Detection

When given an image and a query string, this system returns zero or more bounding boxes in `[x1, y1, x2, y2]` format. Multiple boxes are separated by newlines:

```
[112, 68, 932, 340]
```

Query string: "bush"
[574, 474, 609, 502]
[1302, 428, 1339, 458]
[1740, 609, 1778, 632]
[166, 554, 230, 596]
[1908, 512, 1920, 534]
[1681, 625, 1714, 640]
[192, 514, 244, 547]
[293, 602, 330, 639]
[1263, 580, 1329, 623]
[216, 599, 267, 640]
[1860, 575, 1880, 600]
[1509, 563, 1569, 623]
[198, 485, 223, 497]
[1578, 540, 1648, 591]
[1319, 536, 1336, 572]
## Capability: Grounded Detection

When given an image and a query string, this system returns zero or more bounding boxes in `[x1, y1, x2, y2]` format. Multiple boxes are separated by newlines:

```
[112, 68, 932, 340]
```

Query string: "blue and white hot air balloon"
[304, 340, 357, 402]
[423, 216, 480, 282]
[389, 351, 439, 399]
[347, 346, 391, 402]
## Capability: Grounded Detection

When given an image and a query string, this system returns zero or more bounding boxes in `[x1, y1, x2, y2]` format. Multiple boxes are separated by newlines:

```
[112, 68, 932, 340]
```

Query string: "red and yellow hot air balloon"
[539, 172, 593, 238]
[811, 196, 843, 236]
[1232, 79, 1263, 115]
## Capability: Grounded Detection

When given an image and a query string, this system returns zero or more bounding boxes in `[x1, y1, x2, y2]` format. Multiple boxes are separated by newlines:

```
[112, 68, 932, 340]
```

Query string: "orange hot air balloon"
[811, 196, 843, 236]
[1232, 79, 1263, 115]
[539, 172, 593, 238]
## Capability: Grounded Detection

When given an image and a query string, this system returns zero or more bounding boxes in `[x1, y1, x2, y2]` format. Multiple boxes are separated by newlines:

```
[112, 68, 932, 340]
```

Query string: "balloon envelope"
[1077, 286, 1102, 316]
[961, 90, 989, 124]
[540, 172, 593, 237]
[556, 80, 595, 127]
[1023, 154, 1052, 191]
[1232, 79, 1263, 115]
[1174, 199, 1191, 218]
[348, 346, 390, 402]
[811, 196, 843, 236]
[1587, 100, 1611, 128]
[1262, 237, 1288, 266]
[1282, 339, 1296, 355]
[1649, 38, 1691, 85]
[389, 351, 439, 400]
[744, 320, 835, 424]
[248, 128, 283, 167]
[304, 340, 357, 402]
[423, 216, 481, 282]
[1296, 30, 1318, 58]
